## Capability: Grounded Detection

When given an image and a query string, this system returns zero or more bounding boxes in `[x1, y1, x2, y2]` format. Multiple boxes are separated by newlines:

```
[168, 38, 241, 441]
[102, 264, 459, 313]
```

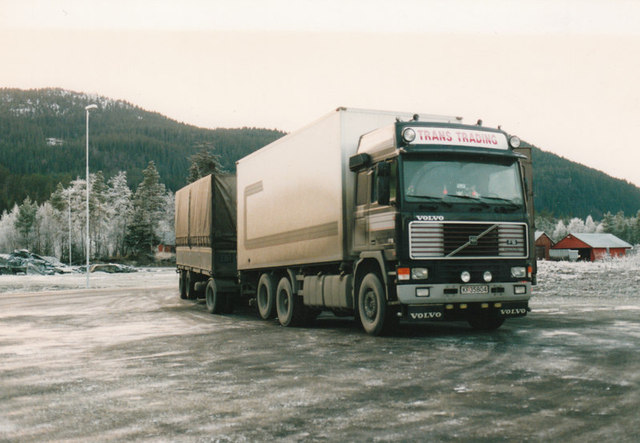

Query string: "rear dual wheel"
[256, 273, 276, 320]
[276, 276, 305, 327]
[205, 279, 234, 314]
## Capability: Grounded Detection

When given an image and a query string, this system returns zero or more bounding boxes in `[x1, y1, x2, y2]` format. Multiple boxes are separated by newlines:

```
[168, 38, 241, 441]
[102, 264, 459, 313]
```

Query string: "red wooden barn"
[535, 231, 554, 260]
[552, 233, 632, 261]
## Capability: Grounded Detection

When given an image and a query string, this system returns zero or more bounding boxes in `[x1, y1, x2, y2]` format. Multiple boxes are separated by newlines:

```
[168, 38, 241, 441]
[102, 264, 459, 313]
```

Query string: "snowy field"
[0, 266, 178, 295]
[533, 252, 640, 302]
[1, 254, 638, 298]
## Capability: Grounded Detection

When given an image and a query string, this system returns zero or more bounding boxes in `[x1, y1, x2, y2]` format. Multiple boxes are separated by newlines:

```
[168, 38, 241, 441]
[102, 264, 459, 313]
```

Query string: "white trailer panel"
[237, 107, 458, 271]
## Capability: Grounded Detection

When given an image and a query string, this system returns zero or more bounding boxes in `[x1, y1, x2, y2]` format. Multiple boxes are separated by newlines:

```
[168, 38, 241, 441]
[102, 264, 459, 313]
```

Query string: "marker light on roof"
[402, 128, 416, 143]
[509, 136, 521, 148]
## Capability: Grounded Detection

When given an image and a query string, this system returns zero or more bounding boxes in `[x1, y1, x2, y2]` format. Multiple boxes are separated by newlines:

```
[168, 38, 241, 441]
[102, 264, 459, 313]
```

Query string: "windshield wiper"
[408, 195, 452, 207]
[444, 194, 489, 207]
[479, 196, 521, 207]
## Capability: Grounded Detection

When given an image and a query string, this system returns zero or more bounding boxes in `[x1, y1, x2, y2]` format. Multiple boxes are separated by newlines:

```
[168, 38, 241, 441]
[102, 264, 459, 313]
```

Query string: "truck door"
[354, 170, 372, 250]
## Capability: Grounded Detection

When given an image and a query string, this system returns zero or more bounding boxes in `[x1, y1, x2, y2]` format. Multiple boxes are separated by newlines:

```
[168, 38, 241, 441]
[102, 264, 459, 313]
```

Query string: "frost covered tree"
[584, 215, 598, 233]
[156, 191, 175, 247]
[566, 217, 585, 234]
[552, 219, 568, 241]
[104, 171, 132, 257]
[0, 205, 20, 252]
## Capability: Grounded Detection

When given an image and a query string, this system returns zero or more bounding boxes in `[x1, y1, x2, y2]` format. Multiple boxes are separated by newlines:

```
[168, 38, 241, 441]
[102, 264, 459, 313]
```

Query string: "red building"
[534, 231, 554, 260]
[551, 233, 632, 261]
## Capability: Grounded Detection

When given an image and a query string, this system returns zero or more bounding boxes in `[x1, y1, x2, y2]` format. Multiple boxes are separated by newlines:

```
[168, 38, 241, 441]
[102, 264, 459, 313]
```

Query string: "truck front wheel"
[357, 273, 394, 336]
[257, 273, 276, 320]
[276, 276, 304, 327]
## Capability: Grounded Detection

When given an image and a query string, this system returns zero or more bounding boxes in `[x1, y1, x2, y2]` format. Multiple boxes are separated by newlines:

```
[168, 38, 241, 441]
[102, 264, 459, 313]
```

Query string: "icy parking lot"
[1, 258, 639, 441]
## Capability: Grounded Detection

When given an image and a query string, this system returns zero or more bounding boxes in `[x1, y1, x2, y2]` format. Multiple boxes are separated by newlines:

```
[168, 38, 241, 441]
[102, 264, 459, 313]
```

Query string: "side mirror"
[376, 162, 390, 206]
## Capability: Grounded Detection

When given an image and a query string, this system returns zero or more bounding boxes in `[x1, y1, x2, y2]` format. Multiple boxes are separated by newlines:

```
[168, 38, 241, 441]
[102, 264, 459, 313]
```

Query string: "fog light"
[398, 267, 410, 281]
[514, 285, 527, 295]
[483, 271, 493, 282]
[411, 268, 428, 280]
[416, 288, 430, 297]
[402, 128, 416, 143]
[461, 271, 471, 283]
[511, 266, 526, 278]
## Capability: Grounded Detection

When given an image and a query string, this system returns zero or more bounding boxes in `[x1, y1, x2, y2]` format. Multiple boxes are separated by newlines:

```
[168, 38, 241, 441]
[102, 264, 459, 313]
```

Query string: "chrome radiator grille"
[409, 221, 528, 259]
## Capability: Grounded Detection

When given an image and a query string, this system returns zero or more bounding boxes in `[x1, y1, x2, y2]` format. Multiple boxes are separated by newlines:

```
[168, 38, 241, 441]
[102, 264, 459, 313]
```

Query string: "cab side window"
[356, 171, 369, 206]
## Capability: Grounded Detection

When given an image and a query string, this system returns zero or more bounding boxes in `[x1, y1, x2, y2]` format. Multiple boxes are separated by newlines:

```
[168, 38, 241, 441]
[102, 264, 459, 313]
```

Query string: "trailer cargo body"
[175, 174, 237, 307]
[236, 108, 456, 270]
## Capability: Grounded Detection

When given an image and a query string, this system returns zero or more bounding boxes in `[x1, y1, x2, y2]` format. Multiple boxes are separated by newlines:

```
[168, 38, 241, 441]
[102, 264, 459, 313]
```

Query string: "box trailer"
[175, 174, 237, 312]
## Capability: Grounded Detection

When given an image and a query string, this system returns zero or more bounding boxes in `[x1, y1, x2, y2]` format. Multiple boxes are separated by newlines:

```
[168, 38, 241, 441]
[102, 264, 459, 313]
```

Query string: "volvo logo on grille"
[469, 235, 479, 245]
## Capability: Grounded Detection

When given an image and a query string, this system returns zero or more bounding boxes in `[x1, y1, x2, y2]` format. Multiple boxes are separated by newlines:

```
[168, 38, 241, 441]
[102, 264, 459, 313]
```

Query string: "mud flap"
[494, 301, 530, 318]
[406, 305, 445, 321]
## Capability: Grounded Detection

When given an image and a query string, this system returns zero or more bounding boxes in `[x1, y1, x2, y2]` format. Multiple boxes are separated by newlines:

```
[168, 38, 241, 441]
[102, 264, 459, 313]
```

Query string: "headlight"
[509, 135, 521, 148]
[483, 271, 493, 282]
[511, 266, 526, 278]
[411, 268, 429, 280]
[402, 128, 416, 143]
[460, 271, 471, 283]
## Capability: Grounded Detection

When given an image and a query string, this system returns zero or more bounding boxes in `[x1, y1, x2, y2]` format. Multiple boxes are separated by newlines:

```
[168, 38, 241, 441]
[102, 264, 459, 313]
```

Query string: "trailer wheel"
[357, 273, 392, 336]
[186, 271, 198, 300]
[205, 280, 223, 314]
[256, 273, 276, 320]
[276, 276, 304, 327]
[179, 271, 187, 299]
[468, 315, 505, 331]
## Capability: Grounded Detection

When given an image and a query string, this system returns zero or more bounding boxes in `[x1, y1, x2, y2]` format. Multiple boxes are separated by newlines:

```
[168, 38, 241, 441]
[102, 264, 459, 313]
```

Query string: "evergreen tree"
[187, 145, 222, 183]
[14, 197, 37, 249]
[125, 161, 166, 258]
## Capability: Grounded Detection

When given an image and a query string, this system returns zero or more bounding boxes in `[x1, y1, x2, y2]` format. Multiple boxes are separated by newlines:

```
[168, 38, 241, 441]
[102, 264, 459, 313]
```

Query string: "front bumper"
[397, 281, 531, 304]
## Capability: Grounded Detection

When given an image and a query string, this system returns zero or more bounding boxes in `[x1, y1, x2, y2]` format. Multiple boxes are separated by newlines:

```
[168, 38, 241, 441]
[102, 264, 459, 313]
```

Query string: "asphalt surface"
[1, 268, 639, 442]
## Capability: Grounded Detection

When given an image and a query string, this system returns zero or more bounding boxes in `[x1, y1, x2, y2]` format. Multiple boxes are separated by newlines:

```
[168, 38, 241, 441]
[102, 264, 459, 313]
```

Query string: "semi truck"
[176, 107, 536, 335]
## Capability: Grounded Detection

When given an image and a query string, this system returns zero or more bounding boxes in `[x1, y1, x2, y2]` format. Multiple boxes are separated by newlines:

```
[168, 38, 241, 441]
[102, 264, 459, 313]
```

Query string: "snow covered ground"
[2, 253, 638, 298]
[1, 254, 639, 441]
[0, 267, 177, 295]
[534, 252, 640, 302]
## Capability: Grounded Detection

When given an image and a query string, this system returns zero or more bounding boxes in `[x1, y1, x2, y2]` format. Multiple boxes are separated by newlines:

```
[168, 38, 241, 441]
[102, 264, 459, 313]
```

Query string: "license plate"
[460, 285, 489, 295]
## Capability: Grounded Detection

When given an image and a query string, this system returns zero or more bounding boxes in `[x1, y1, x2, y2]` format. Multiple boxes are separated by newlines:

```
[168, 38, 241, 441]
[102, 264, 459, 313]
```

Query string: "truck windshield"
[403, 157, 524, 206]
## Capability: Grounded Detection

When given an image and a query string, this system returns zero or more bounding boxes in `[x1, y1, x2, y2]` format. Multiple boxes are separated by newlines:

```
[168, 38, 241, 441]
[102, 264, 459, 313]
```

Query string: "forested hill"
[529, 143, 640, 219]
[1, 87, 639, 219]
[0, 88, 285, 213]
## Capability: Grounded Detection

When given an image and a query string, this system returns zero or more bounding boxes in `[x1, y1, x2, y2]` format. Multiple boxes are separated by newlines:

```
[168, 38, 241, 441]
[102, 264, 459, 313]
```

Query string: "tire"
[256, 273, 276, 320]
[468, 315, 505, 331]
[186, 271, 198, 300]
[276, 276, 304, 327]
[357, 272, 393, 336]
[205, 279, 223, 314]
[179, 271, 187, 299]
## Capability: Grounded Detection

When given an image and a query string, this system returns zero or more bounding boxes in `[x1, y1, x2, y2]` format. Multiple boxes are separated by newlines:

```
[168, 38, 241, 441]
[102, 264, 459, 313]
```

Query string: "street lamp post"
[85, 104, 98, 288]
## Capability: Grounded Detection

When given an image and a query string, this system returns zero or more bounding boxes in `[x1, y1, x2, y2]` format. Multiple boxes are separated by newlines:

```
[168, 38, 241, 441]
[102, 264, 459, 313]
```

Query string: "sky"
[1, 0, 640, 187]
